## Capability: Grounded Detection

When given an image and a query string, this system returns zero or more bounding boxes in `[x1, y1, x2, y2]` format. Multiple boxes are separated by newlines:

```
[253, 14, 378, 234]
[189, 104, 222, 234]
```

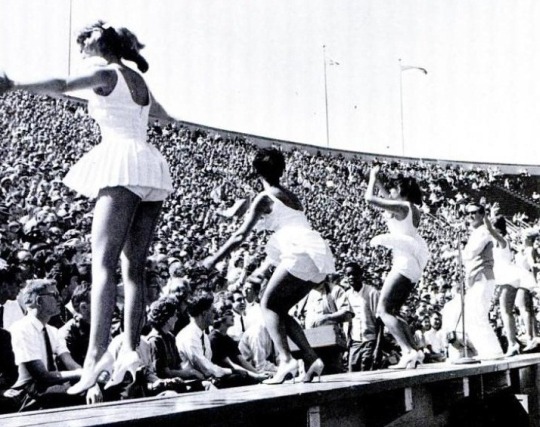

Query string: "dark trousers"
[348, 339, 377, 372]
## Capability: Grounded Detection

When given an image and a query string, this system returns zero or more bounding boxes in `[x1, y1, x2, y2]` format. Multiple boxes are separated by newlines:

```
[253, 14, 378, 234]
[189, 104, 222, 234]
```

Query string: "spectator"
[423, 311, 446, 362]
[8, 279, 100, 410]
[209, 303, 267, 384]
[59, 284, 92, 366]
[146, 295, 204, 382]
[298, 278, 352, 374]
[175, 290, 233, 382]
[343, 262, 380, 372]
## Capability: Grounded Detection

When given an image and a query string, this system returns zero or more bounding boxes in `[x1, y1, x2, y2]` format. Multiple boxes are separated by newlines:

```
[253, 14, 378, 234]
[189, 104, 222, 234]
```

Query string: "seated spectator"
[423, 311, 446, 362]
[414, 315, 431, 356]
[238, 315, 277, 374]
[7, 279, 100, 410]
[59, 283, 91, 366]
[146, 296, 205, 383]
[209, 303, 268, 384]
[175, 289, 252, 388]
[176, 290, 232, 381]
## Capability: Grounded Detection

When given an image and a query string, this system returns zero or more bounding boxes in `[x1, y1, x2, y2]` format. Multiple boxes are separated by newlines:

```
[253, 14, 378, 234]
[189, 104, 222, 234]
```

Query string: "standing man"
[461, 204, 504, 360]
[343, 262, 380, 371]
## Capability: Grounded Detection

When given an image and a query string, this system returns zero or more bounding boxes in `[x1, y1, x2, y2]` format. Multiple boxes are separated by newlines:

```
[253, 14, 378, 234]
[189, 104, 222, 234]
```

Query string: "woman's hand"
[370, 165, 381, 177]
[0, 71, 13, 95]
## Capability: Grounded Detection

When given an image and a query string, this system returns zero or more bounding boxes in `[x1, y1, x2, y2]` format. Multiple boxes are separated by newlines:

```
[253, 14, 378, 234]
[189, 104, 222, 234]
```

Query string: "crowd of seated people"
[0, 90, 540, 412]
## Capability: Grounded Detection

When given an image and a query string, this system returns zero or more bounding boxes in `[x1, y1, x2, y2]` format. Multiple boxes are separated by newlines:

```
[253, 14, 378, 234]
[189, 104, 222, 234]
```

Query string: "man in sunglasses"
[461, 204, 504, 361]
[6, 279, 101, 410]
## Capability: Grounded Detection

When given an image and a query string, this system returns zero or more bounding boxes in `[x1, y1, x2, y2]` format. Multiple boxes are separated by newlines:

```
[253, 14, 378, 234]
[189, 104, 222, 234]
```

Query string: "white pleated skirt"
[63, 138, 173, 199]
[266, 227, 336, 283]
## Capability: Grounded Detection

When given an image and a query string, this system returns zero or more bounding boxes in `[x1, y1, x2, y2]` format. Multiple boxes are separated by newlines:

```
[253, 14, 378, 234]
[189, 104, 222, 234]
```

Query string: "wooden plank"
[1, 354, 539, 426]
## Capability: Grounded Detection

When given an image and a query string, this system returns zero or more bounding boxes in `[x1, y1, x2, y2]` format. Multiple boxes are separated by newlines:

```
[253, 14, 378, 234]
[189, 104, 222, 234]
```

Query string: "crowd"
[0, 89, 540, 412]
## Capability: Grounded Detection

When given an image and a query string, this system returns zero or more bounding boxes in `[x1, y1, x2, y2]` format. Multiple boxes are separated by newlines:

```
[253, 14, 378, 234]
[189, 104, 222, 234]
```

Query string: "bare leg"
[260, 265, 318, 366]
[68, 187, 141, 394]
[516, 288, 536, 343]
[499, 285, 519, 348]
[121, 201, 163, 351]
[377, 271, 417, 354]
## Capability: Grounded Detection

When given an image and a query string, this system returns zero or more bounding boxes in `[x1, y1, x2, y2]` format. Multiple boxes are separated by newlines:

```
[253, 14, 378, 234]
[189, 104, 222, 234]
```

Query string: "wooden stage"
[1, 353, 539, 427]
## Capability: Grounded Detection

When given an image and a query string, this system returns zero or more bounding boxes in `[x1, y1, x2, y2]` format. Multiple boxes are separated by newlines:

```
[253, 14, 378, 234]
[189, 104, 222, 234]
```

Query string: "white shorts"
[124, 185, 169, 202]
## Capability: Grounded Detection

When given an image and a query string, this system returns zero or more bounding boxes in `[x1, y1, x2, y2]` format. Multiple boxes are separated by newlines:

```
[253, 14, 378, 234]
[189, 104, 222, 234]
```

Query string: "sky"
[1, 0, 540, 165]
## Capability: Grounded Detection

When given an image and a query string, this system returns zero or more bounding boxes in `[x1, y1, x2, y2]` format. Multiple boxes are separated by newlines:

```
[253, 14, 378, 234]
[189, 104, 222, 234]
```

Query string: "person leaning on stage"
[59, 283, 92, 366]
[5, 279, 101, 411]
[146, 295, 208, 388]
[209, 302, 269, 384]
[342, 262, 380, 372]
[176, 290, 233, 381]
[298, 276, 353, 374]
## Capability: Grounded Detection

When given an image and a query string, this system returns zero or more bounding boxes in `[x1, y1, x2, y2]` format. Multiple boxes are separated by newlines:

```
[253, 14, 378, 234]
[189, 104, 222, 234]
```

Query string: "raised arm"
[364, 165, 408, 218]
[483, 216, 507, 248]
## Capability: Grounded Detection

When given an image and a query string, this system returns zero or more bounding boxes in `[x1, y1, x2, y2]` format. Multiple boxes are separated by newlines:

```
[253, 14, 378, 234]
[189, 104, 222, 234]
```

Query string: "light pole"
[323, 45, 330, 148]
[399, 59, 427, 157]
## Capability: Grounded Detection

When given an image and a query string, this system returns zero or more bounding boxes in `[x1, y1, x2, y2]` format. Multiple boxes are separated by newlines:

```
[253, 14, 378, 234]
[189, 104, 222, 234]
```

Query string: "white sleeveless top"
[63, 65, 173, 198]
[256, 192, 335, 283]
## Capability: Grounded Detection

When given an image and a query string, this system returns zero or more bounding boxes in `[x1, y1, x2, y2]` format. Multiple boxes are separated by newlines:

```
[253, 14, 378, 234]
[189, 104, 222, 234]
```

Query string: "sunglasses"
[40, 291, 60, 299]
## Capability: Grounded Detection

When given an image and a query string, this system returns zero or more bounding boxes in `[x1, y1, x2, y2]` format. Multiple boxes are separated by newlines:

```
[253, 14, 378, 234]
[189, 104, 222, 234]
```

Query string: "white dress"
[256, 192, 335, 283]
[370, 205, 429, 283]
[63, 65, 173, 199]
[493, 240, 536, 290]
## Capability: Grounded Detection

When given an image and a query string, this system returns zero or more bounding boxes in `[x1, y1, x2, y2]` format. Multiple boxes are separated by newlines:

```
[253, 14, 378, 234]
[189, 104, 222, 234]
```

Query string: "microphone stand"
[430, 213, 479, 364]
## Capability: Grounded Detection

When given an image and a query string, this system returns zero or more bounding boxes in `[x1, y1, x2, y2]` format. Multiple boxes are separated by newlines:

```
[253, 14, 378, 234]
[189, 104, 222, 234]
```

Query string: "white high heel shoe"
[262, 359, 298, 385]
[67, 351, 114, 395]
[300, 358, 324, 383]
[104, 350, 141, 390]
[390, 350, 419, 370]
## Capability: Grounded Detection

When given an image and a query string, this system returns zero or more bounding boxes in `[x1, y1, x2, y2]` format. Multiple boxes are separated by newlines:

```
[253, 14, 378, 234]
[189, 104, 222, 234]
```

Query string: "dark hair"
[71, 283, 91, 313]
[0, 267, 17, 287]
[185, 289, 214, 317]
[212, 303, 233, 328]
[393, 175, 423, 205]
[343, 261, 362, 274]
[252, 148, 286, 186]
[493, 216, 507, 236]
[147, 295, 178, 329]
[76, 21, 149, 73]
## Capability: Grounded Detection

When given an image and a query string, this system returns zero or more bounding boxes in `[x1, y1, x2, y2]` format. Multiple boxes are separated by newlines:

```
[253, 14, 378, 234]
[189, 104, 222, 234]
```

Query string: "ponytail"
[115, 27, 149, 73]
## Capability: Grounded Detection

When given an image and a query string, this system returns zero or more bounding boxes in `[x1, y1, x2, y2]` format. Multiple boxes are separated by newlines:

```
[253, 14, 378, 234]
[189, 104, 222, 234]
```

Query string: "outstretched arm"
[0, 69, 114, 96]
[203, 193, 272, 269]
